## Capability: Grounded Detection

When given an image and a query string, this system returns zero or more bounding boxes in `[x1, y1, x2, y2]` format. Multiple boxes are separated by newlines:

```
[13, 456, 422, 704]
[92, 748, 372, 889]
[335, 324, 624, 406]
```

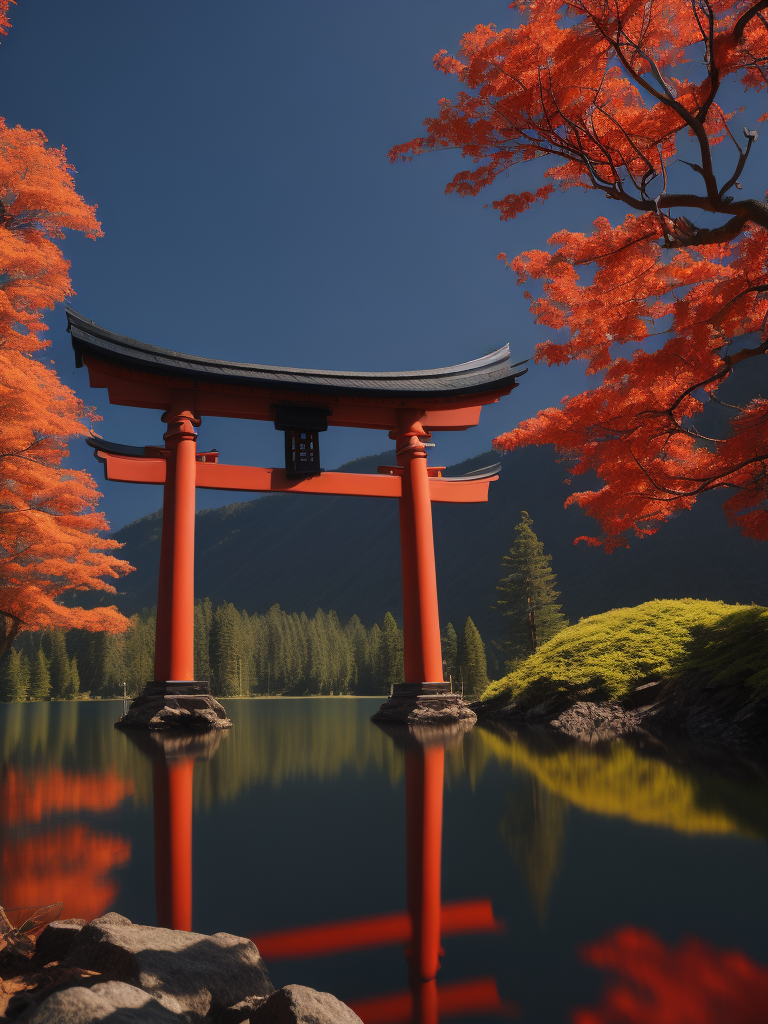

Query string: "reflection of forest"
[500, 781, 567, 923]
[0, 699, 403, 810]
[196, 700, 403, 807]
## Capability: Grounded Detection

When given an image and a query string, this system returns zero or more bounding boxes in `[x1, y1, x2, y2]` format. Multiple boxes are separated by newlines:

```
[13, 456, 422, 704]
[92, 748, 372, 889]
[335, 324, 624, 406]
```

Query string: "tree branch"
[734, 0, 768, 41]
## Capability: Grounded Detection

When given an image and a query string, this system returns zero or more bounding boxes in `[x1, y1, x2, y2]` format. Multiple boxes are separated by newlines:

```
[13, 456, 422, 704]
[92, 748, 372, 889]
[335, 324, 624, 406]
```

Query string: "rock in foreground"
[251, 985, 363, 1024]
[11, 915, 363, 1024]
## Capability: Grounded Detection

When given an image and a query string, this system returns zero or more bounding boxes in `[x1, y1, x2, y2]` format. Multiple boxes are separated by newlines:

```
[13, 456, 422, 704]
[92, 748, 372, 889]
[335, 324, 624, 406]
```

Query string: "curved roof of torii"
[67, 308, 526, 400]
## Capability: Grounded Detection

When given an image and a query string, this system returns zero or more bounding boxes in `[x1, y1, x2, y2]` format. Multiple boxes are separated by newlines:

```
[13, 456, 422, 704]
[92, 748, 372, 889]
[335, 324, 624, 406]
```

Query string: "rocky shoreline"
[475, 672, 768, 763]
[1, 913, 361, 1024]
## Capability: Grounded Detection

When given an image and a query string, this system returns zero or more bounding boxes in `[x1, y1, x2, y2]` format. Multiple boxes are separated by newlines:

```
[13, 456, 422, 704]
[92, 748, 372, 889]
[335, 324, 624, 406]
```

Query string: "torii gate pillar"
[395, 413, 444, 690]
[154, 397, 200, 685]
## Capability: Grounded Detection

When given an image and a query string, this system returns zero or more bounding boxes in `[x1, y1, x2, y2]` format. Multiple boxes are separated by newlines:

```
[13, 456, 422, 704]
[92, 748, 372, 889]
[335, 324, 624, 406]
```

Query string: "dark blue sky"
[1, 1, 762, 528]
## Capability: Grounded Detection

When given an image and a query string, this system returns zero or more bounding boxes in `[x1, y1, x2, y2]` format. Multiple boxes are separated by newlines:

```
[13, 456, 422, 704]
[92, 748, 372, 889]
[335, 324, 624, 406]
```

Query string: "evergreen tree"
[308, 609, 331, 693]
[367, 623, 383, 693]
[29, 648, 51, 701]
[0, 649, 28, 702]
[48, 629, 71, 699]
[495, 511, 568, 664]
[210, 602, 242, 696]
[85, 631, 118, 696]
[460, 617, 488, 697]
[121, 611, 155, 696]
[67, 657, 81, 698]
[291, 612, 309, 690]
[441, 623, 458, 683]
[381, 612, 404, 689]
[346, 615, 368, 693]
[194, 597, 213, 682]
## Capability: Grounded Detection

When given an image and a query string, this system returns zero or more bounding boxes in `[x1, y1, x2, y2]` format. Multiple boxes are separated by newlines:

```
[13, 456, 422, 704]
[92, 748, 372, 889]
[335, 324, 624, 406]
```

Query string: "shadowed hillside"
[108, 444, 768, 652]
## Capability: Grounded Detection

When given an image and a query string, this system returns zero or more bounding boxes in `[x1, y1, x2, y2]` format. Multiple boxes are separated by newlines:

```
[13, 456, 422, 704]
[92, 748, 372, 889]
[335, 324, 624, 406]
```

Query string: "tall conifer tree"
[381, 612, 404, 689]
[346, 615, 367, 693]
[495, 512, 568, 664]
[29, 648, 51, 701]
[0, 649, 27, 701]
[67, 657, 81, 699]
[460, 617, 488, 697]
[211, 602, 241, 696]
[441, 623, 458, 683]
[368, 623, 383, 693]
[194, 597, 213, 682]
[49, 629, 71, 699]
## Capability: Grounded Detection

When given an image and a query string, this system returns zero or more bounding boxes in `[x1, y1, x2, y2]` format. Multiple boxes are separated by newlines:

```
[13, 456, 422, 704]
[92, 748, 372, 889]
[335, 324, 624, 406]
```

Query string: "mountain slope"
[109, 445, 768, 650]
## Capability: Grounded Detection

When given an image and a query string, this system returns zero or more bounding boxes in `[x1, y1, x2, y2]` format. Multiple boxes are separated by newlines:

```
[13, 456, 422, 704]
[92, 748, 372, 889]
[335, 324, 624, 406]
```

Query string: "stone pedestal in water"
[372, 682, 477, 727]
[115, 682, 232, 732]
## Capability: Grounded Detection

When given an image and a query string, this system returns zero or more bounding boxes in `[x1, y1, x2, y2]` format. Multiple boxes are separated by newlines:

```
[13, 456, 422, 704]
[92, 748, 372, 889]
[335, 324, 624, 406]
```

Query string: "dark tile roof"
[67, 308, 526, 399]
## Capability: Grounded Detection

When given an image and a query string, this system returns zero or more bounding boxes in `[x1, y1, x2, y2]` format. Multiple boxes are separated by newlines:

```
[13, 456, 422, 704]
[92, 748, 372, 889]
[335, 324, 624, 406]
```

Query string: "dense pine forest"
[0, 602, 489, 701]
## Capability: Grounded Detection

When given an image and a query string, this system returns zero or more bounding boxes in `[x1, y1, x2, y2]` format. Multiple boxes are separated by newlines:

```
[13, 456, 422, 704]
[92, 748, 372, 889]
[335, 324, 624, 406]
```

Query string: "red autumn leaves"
[392, 0, 768, 549]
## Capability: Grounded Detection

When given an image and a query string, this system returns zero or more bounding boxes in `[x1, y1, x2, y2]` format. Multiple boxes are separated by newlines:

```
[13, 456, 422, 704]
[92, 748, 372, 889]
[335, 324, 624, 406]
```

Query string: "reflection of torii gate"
[136, 728, 517, 1023]
[68, 308, 523, 697]
[250, 735, 518, 1023]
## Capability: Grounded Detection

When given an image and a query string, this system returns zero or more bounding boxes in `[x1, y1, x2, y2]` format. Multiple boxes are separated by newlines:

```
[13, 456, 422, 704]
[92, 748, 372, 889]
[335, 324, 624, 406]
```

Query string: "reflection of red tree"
[1, 825, 131, 920]
[0, 768, 133, 825]
[573, 927, 768, 1024]
[350, 977, 519, 1023]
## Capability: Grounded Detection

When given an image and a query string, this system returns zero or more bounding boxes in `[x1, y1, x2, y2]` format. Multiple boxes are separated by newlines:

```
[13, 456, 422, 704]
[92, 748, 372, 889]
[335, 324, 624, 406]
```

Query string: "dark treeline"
[1, 601, 489, 701]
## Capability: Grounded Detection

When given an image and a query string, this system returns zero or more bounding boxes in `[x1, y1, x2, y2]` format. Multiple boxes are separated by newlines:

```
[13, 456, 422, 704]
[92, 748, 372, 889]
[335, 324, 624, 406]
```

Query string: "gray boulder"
[215, 995, 269, 1024]
[35, 919, 86, 964]
[17, 980, 185, 1023]
[549, 701, 643, 743]
[62, 913, 273, 1022]
[250, 986, 362, 1024]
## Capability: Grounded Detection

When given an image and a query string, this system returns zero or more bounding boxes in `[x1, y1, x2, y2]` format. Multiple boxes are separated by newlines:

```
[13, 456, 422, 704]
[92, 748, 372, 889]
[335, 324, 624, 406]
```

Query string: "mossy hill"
[481, 599, 768, 709]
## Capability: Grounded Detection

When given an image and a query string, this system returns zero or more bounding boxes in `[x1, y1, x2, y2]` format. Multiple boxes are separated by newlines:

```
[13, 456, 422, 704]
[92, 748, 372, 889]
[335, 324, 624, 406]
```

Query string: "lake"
[1, 697, 766, 1023]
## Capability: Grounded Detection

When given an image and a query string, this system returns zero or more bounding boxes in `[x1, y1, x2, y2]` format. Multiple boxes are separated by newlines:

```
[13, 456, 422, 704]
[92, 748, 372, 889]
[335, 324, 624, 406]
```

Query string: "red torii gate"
[68, 308, 524, 699]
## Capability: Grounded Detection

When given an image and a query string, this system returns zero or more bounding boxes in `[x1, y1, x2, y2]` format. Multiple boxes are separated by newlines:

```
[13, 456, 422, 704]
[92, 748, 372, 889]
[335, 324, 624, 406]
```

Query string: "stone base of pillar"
[115, 681, 233, 732]
[372, 684, 477, 727]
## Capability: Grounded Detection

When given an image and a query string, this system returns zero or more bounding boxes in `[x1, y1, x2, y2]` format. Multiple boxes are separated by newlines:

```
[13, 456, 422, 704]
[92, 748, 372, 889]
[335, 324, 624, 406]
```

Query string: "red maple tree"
[0, 0, 132, 657]
[391, 0, 768, 549]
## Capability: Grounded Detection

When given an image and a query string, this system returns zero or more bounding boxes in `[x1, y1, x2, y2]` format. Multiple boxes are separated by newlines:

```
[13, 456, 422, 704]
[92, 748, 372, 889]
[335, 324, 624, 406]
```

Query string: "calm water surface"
[1, 697, 766, 1023]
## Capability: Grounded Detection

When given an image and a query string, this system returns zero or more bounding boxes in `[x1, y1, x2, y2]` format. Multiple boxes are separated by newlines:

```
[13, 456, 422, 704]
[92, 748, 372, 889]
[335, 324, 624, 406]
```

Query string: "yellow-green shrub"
[482, 599, 768, 705]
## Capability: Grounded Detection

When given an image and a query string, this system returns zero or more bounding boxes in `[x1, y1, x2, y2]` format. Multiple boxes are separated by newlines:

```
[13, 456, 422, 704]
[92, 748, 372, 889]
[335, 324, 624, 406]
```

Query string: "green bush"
[481, 599, 768, 705]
